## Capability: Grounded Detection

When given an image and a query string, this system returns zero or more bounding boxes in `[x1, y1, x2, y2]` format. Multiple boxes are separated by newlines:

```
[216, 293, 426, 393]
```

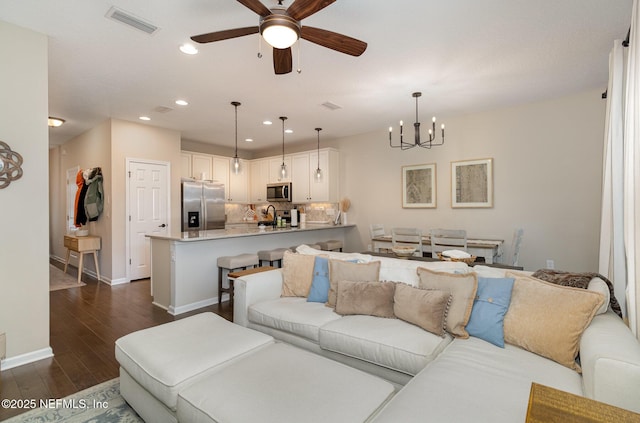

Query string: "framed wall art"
[451, 158, 493, 208]
[402, 163, 436, 208]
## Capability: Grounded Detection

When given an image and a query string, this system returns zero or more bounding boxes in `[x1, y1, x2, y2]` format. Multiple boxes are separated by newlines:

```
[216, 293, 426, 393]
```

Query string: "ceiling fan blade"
[287, 0, 336, 21]
[191, 26, 259, 43]
[236, 0, 272, 17]
[301, 26, 367, 56]
[273, 47, 293, 74]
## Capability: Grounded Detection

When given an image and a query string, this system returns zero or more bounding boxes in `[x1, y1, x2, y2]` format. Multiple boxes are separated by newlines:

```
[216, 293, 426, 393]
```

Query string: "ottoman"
[115, 313, 274, 423]
[177, 342, 396, 423]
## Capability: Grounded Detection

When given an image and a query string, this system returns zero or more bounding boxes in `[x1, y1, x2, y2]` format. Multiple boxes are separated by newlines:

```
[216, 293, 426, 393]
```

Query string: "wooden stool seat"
[317, 240, 343, 252]
[217, 253, 259, 306]
[257, 248, 289, 267]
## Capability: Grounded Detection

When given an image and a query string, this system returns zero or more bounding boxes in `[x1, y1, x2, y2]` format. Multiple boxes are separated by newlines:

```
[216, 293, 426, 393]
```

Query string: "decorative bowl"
[437, 253, 477, 264]
[76, 229, 89, 236]
[392, 246, 416, 258]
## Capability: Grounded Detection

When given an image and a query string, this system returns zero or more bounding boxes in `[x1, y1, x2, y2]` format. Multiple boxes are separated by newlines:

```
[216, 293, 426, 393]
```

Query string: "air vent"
[321, 101, 342, 111]
[154, 106, 174, 113]
[106, 6, 159, 35]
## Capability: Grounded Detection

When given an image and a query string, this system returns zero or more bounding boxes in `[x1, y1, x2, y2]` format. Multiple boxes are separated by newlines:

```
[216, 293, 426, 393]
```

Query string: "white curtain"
[600, 0, 640, 337]
[625, 0, 640, 337]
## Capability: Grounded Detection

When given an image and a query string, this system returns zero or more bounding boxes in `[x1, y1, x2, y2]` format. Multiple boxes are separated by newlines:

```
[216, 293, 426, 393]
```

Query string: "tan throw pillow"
[281, 250, 315, 297]
[417, 267, 478, 338]
[394, 284, 451, 337]
[335, 280, 396, 318]
[327, 260, 381, 308]
[503, 272, 605, 372]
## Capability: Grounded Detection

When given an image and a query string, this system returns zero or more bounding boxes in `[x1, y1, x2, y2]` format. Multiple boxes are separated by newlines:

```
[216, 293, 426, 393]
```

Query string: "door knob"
[158, 224, 166, 228]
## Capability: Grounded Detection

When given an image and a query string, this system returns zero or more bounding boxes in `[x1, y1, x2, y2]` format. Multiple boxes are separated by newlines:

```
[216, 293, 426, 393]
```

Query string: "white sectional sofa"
[233, 246, 640, 421]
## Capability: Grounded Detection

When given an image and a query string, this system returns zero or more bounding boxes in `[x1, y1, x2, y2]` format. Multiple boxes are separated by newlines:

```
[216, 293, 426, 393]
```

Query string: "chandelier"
[389, 92, 445, 150]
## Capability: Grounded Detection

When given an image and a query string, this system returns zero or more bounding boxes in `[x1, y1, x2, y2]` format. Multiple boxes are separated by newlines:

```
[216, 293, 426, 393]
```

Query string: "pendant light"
[388, 92, 445, 150]
[231, 101, 241, 174]
[314, 128, 322, 182]
[279, 116, 288, 179]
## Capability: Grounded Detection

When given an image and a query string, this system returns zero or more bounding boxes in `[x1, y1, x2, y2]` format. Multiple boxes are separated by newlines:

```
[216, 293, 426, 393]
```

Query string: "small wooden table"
[526, 383, 640, 422]
[64, 235, 101, 284]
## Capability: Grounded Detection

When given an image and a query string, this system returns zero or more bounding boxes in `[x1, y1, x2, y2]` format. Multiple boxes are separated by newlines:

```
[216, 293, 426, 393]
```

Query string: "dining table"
[371, 235, 504, 264]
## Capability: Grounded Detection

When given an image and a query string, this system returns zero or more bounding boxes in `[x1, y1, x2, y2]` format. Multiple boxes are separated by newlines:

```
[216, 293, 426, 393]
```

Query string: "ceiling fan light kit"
[191, 0, 367, 75]
[260, 13, 300, 49]
[389, 92, 446, 150]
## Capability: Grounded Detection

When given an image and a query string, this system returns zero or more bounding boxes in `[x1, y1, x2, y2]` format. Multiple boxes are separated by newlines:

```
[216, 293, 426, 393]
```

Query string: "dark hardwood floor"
[0, 261, 231, 421]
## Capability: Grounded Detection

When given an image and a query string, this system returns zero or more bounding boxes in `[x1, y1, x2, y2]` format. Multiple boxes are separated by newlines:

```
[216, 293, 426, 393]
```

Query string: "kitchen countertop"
[148, 223, 355, 242]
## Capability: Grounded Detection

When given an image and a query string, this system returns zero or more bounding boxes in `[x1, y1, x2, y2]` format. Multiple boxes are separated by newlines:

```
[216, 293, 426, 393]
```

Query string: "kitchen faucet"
[265, 204, 277, 226]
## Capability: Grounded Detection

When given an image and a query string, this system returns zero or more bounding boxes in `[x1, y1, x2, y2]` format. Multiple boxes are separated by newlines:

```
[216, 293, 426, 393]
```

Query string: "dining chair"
[511, 228, 524, 266]
[370, 223, 386, 239]
[430, 229, 468, 258]
[392, 227, 423, 256]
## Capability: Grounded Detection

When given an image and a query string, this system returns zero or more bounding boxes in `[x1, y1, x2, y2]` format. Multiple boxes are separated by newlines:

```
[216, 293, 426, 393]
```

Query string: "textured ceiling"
[0, 0, 632, 152]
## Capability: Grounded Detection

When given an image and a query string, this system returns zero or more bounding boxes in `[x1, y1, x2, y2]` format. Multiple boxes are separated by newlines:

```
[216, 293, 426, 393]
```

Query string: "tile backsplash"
[225, 202, 339, 224]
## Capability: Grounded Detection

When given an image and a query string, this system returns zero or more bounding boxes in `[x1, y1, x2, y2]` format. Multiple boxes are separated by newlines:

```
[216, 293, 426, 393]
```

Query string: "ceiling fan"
[191, 0, 368, 75]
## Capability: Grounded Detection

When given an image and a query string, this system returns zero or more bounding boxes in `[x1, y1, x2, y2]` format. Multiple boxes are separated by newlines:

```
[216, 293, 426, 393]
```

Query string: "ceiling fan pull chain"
[257, 33, 263, 59]
[296, 40, 302, 74]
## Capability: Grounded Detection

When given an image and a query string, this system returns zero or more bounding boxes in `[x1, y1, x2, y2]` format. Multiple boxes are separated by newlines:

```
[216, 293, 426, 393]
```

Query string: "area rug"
[50, 264, 86, 291]
[3, 378, 143, 423]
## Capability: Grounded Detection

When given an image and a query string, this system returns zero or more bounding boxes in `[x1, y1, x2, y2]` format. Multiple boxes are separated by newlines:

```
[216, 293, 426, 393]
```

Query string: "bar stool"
[217, 253, 259, 305]
[317, 240, 343, 252]
[257, 248, 289, 268]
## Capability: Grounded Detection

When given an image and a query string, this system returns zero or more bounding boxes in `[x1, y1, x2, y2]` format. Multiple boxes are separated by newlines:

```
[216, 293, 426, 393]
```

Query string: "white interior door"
[128, 160, 169, 280]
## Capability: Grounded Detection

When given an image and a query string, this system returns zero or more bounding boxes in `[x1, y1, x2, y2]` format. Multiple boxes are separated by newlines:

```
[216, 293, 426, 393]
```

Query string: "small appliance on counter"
[291, 208, 298, 227]
[181, 178, 225, 231]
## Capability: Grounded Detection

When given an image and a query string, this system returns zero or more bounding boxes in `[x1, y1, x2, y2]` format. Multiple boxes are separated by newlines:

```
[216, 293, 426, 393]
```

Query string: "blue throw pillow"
[307, 256, 331, 303]
[466, 276, 515, 348]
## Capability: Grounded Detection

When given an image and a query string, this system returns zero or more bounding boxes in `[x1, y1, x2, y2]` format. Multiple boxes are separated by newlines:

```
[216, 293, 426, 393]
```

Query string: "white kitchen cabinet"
[269, 157, 292, 183]
[290, 149, 339, 203]
[192, 154, 213, 180]
[228, 158, 249, 203]
[250, 159, 270, 203]
[180, 152, 192, 179]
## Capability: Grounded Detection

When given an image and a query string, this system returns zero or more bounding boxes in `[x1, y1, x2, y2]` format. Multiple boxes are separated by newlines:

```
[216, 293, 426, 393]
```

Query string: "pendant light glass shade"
[314, 127, 322, 182]
[280, 116, 288, 179]
[231, 101, 241, 174]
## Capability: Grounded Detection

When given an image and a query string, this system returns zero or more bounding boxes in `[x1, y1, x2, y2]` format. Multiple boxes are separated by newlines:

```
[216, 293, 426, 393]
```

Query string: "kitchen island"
[149, 223, 355, 315]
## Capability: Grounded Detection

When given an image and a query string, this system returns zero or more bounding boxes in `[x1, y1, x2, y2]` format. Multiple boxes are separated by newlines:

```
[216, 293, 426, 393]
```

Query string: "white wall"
[333, 89, 605, 272]
[0, 21, 51, 366]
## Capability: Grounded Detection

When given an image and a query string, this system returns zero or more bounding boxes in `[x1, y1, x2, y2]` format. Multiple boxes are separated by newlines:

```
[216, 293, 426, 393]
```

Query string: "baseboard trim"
[168, 297, 218, 316]
[50, 254, 130, 285]
[1, 347, 53, 371]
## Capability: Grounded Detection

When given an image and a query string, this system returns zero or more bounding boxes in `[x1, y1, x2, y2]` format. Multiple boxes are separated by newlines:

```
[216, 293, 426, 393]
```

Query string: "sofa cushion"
[281, 250, 315, 297]
[307, 256, 331, 303]
[248, 297, 341, 342]
[465, 276, 515, 347]
[370, 336, 583, 423]
[319, 315, 453, 376]
[393, 284, 451, 337]
[417, 267, 478, 338]
[327, 260, 381, 308]
[504, 272, 605, 372]
[335, 280, 396, 318]
[372, 256, 471, 286]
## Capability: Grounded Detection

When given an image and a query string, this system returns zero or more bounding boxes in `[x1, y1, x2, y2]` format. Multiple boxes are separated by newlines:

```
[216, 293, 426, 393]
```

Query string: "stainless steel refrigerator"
[181, 178, 225, 231]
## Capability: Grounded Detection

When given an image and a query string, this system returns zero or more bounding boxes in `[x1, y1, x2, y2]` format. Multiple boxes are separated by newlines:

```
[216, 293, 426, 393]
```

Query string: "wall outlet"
[546, 259, 555, 269]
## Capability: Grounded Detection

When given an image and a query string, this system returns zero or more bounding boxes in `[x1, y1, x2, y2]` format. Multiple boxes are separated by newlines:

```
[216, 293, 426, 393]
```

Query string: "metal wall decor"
[0, 141, 24, 189]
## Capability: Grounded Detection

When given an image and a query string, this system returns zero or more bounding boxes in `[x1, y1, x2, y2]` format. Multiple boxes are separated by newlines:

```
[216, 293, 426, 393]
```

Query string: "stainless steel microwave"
[267, 183, 292, 202]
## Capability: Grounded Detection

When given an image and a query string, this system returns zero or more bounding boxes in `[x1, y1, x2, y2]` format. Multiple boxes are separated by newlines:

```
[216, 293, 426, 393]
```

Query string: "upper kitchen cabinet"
[181, 152, 214, 180]
[292, 149, 339, 203]
[269, 157, 292, 183]
[228, 158, 250, 203]
[250, 159, 269, 203]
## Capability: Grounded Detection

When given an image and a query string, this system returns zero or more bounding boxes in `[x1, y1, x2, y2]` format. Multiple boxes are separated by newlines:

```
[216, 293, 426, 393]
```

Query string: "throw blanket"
[531, 269, 623, 318]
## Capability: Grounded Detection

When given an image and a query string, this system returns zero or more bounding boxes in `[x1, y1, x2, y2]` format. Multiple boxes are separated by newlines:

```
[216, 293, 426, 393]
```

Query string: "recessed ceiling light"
[262, 120, 273, 125]
[48, 117, 65, 127]
[175, 99, 188, 106]
[179, 44, 198, 55]
[139, 116, 151, 121]
[245, 138, 254, 142]
[285, 129, 293, 134]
